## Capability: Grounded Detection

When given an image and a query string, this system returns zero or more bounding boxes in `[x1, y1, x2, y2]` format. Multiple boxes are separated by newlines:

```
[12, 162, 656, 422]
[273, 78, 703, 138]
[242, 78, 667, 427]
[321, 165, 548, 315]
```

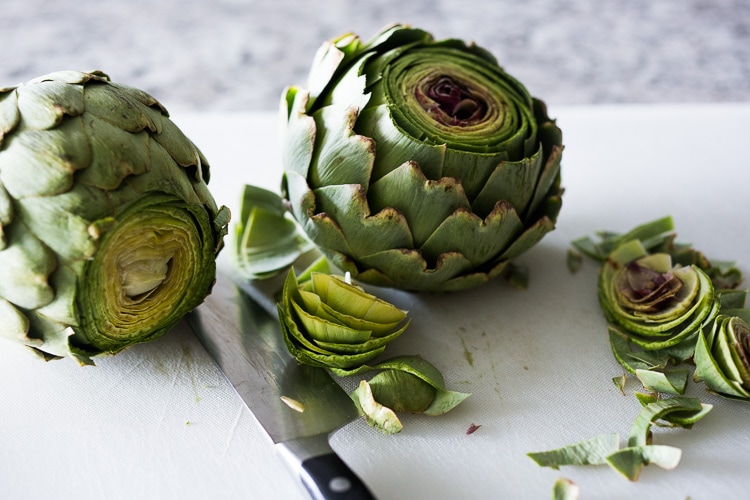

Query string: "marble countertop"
[2, 0, 748, 112]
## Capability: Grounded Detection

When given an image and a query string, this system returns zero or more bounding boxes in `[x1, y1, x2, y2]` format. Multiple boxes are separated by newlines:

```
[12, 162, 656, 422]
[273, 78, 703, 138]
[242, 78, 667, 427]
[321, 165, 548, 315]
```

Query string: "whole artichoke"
[281, 24, 563, 292]
[0, 71, 229, 364]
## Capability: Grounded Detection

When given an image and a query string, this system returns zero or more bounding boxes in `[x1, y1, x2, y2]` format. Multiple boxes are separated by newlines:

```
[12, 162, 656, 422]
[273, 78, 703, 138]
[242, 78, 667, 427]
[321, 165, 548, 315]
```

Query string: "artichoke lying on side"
[281, 24, 563, 292]
[0, 70, 230, 364]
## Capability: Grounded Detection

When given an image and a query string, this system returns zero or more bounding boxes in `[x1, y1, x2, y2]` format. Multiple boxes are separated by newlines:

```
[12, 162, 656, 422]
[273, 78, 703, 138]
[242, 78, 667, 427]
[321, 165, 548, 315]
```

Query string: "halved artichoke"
[0, 71, 230, 364]
[281, 24, 563, 292]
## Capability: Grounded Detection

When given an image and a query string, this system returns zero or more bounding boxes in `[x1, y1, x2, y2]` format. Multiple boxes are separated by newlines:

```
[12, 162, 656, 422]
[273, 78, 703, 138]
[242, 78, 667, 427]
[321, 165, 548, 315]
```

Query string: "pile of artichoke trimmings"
[0, 70, 229, 364]
[280, 24, 563, 292]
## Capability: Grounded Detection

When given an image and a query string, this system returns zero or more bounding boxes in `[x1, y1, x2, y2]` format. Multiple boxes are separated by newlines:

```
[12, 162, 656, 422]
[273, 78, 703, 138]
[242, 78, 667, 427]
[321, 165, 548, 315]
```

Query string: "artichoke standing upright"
[281, 24, 563, 292]
[0, 71, 230, 364]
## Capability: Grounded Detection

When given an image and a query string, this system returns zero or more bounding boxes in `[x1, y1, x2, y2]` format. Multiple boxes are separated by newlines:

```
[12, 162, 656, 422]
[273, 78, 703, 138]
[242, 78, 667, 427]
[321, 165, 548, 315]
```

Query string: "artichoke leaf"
[527, 433, 620, 469]
[368, 161, 470, 248]
[16, 79, 86, 129]
[606, 445, 682, 482]
[421, 201, 523, 267]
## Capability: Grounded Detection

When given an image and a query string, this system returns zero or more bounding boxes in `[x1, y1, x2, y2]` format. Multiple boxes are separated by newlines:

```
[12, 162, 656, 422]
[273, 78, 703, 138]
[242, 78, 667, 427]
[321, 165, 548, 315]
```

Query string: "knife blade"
[187, 272, 375, 500]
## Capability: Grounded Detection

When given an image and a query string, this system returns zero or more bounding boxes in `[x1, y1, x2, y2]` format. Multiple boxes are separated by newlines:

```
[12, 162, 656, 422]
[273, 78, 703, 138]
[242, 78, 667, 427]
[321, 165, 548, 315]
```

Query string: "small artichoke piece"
[281, 24, 563, 292]
[0, 71, 230, 364]
[694, 309, 750, 401]
[599, 239, 719, 352]
[233, 184, 314, 280]
[350, 355, 471, 434]
[278, 266, 410, 370]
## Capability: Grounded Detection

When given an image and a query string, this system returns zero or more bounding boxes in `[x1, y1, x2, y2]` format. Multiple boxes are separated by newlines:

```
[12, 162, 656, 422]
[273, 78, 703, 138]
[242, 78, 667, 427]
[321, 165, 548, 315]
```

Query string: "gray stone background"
[1, 0, 748, 111]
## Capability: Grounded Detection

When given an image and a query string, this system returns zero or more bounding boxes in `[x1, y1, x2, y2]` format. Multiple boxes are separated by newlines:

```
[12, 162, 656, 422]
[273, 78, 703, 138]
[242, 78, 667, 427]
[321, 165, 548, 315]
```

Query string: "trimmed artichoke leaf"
[497, 215, 555, 261]
[552, 478, 580, 500]
[527, 433, 620, 470]
[628, 397, 709, 447]
[233, 184, 314, 280]
[421, 201, 523, 268]
[368, 161, 470, 248]
[281, 87, 317, 180]
[315, 182, 414, 256]
[351, 380, 404, 434]
[471, 144, 543, 218]
[310, 104, 375, 188]
[311, 273, 406, 325]
[359, 248, 475, 292]
[605, 445, 682, 482]
[567, 248, 583, 274]
[635, 369, 689, 395]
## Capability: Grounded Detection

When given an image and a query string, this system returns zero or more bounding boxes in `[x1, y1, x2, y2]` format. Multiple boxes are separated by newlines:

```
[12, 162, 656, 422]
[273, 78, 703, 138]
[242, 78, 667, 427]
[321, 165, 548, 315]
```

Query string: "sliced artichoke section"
[694, 309, 750, 401]
[278, 262, 410, 370]
[0, 70, 230, 363]
[281, 24, 563, 292]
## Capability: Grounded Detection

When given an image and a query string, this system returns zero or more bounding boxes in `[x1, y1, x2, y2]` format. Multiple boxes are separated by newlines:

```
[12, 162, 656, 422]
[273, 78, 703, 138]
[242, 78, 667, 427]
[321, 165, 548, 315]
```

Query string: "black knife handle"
[300, 452, 376, 500]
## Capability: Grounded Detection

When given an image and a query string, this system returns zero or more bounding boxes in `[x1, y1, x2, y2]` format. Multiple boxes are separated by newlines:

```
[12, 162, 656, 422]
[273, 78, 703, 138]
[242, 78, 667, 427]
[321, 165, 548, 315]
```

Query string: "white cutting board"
[1, 103, 749, 500]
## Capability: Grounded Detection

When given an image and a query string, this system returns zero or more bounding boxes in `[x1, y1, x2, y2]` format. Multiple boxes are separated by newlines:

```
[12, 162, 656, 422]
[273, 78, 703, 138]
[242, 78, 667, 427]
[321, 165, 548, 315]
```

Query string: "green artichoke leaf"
[368, 161, 470, 248]
[348, 354, 471, 433]
[628, 397, 709, 447]
[281, 24, 563, 292]
[634, 368, 689, 395]
[693, 310, 750, 400]
[527, 433, 620, 469]
[233, 184, 314, 280]
[605, 445, 682, 482]
[421, 202, 523, 269]
[551, 478, 580, 500]
[0, 71, 229, 362]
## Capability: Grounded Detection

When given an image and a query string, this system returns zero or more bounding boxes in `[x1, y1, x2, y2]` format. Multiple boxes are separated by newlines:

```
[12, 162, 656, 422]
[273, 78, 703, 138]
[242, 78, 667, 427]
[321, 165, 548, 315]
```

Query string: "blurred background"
[1, 0, 748, 112]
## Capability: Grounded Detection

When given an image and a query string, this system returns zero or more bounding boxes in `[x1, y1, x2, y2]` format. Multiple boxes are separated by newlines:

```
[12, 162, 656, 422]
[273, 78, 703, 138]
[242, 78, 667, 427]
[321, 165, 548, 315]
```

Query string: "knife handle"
[300, 452, 376, 499]
[277, 436, 376, 499]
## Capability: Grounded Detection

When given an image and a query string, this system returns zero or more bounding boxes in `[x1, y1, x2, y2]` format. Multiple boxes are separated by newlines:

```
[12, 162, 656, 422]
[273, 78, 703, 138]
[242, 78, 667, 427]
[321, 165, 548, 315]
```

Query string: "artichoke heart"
[281, 24, 563, 292]
[0, 70, 230, 364]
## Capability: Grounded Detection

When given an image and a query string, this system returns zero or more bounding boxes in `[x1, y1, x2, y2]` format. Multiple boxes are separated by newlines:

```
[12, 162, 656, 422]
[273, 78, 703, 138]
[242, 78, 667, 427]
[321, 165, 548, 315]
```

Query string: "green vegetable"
[233, 184, 314, 280]
[694, 309, 750, 401]
[280, 24, 563, 292]
[350, 355, 471, 434]
[551, 478, 579, 500]
[527, 397, 711, 481]
[278, 262, 410, 371]
[527, 433, 619, 469]
[0, 71, 229, 364]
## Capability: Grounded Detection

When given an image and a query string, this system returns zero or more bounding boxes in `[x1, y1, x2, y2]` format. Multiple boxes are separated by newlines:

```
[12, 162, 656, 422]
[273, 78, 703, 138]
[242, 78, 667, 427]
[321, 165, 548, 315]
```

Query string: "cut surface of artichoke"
[0, 70, 229, 363]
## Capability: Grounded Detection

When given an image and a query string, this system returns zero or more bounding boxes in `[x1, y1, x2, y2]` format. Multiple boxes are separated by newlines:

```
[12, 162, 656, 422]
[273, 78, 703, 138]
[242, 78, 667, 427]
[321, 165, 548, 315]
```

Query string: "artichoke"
[0, 70, 230, 364]
[600, 239, 719, 354]
[694, 309, 750, 401]
[278, 259, 410, 372]
[281, 24, 563, 292]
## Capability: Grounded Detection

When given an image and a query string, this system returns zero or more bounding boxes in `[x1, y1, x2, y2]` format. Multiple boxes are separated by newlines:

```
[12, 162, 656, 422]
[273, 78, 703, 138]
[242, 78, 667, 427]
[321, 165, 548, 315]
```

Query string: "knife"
[187, 272, 376, 500]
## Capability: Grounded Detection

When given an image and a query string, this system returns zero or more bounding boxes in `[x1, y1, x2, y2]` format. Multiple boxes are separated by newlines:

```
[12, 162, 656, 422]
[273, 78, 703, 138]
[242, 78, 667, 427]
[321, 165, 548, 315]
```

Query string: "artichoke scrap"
[572, 217, 745, 388]
[694, 308, 750, 401]
[0, 71, 230, 364]
[278, 261, 410, 372]
[281, 24, 563, 292]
